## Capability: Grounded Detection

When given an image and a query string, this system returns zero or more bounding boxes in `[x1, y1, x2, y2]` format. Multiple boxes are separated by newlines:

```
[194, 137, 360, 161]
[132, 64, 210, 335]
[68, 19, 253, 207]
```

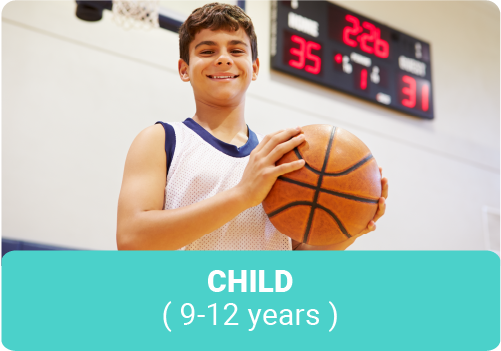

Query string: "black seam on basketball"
[294, 149, 373, 176]
[315, 204, 350, 237]
[277, 176, 316, 190]
[294, 149, 321, 174]
[320, 188, 379, 203]
[303, 126, 336, 244]
[277, 176, 379, 203]
[267, 201, 316, 218]
[303, 205, 316, 243]
[266, 201, 350, 238]
[325, 154, 374, 176]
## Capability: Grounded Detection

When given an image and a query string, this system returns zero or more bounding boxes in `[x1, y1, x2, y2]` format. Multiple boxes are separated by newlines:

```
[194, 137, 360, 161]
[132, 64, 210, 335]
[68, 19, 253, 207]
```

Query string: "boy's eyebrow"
[194, 40, 217, 49]
[194, 40, 249, 50]
[228, 40, 248, 47]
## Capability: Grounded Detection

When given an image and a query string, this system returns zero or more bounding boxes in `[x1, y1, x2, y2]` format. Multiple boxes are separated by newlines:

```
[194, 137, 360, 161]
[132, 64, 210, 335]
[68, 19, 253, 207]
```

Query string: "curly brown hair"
[179, 2, 258, 64]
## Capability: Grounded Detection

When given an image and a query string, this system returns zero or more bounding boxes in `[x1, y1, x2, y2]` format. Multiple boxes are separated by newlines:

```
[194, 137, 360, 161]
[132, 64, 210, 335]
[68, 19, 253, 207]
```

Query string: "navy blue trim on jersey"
[155, 121, 176, 174]
[183, 118, 259, 158]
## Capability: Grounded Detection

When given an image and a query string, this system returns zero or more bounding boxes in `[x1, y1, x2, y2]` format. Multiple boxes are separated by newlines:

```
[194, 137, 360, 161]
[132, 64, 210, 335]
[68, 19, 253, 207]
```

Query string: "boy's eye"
[199, 49, 245, 55]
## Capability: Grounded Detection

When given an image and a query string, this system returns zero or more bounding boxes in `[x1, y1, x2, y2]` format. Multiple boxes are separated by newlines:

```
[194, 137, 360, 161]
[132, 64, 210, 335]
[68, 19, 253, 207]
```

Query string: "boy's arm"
[116, 124, 305, 250]
[293, 173, 388, 251]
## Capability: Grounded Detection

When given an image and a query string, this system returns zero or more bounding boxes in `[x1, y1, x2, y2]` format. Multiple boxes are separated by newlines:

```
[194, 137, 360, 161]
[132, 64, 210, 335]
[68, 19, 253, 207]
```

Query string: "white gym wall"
[2, 1, 499, 250]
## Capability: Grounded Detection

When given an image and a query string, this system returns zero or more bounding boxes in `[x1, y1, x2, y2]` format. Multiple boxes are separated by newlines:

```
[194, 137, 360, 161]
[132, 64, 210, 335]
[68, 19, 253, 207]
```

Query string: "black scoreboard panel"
[270, 1, 434, 119]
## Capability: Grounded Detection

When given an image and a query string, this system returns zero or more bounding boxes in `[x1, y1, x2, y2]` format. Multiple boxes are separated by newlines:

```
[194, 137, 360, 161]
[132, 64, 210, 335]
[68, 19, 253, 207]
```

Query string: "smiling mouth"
[207, 75, 239, 79]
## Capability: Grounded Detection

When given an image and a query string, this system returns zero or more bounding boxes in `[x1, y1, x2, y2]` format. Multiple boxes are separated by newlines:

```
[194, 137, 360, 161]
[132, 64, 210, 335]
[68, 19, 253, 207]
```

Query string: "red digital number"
[421, 83, 429, 112]
[401, 75, 416, 108]
[289, 35, 306, 69]
[305, 41, 321, 74]
[360, 68, 368, 90]
[374, 36, 389, 59]
[343, 15, 362, 47]
[289, 35, 322, 75]
[342, 15, 389, 58]
[359, 22, 376, 54]
[400, 75, 431, 112]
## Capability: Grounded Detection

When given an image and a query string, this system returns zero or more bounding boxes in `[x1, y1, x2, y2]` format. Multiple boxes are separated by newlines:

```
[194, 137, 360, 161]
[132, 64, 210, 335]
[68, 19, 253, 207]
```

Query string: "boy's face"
[178, 28, 259, 105]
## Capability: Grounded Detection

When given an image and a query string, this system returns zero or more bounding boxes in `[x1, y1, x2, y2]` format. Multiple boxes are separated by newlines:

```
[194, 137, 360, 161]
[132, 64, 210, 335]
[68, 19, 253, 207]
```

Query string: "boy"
[116, 3, 388, 251]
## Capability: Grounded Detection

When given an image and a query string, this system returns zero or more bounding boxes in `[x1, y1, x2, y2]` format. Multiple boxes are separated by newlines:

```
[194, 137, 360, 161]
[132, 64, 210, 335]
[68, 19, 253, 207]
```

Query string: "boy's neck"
[192, 99, 249, 147]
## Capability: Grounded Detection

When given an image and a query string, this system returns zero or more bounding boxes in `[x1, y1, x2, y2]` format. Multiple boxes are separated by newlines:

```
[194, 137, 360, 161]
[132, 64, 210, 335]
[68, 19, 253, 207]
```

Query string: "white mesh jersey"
[156, 118, 292, 251]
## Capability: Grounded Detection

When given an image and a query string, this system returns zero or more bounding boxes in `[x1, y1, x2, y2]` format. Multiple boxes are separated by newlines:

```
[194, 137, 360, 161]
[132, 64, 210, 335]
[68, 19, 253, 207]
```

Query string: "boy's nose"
[217, 57, 232, 66]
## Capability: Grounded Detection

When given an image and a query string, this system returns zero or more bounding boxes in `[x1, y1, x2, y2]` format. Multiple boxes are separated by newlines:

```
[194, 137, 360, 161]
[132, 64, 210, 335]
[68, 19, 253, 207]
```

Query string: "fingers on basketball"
[267, 134, 304, 163]
[260, 128, 301, 156]
[274, 159, 305, 177]
[381, 177, 388, 199]
[369, 221, 376, 231]
[373, 197, 386, 222]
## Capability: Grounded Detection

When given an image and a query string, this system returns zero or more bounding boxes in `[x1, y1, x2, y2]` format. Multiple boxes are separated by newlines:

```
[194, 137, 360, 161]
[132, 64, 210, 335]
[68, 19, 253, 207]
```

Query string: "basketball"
[263, 125, 381, 246]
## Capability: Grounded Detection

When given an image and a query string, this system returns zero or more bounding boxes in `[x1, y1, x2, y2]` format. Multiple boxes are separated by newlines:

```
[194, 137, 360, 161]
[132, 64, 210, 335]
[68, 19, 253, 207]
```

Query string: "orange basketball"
[263, 125, 381, 246]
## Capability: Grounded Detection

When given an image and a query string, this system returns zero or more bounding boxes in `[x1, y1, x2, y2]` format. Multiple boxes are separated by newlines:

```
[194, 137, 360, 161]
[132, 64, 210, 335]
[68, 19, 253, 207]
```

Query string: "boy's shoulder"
[136, 123, 166, 143]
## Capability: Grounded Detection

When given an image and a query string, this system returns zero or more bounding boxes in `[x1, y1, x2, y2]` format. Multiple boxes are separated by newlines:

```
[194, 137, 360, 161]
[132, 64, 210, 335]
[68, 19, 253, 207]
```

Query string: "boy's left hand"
[355, 167, 388, 237]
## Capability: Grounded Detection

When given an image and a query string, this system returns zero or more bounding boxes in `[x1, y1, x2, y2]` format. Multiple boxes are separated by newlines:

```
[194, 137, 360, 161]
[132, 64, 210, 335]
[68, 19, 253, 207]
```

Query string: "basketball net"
[112, 0, 160, 30]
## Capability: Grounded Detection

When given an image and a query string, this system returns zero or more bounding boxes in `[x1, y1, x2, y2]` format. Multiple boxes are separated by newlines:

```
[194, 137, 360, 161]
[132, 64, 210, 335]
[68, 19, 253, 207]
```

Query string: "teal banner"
[2, 251, 499, 350]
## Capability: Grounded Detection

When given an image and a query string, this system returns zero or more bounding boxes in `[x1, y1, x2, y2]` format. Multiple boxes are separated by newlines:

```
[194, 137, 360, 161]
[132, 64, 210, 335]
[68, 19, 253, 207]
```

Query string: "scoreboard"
[270, 1, 434, 119]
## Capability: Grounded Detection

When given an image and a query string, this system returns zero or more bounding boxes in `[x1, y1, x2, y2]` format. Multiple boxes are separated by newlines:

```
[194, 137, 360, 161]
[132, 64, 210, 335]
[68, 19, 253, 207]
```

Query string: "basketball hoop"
[112, 0, 160, 30]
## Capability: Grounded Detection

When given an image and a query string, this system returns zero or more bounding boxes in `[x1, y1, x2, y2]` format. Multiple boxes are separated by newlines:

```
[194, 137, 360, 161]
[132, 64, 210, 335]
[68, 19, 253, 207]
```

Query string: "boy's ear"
[178, 59, 190, 82]
[252, 58, 260, 81]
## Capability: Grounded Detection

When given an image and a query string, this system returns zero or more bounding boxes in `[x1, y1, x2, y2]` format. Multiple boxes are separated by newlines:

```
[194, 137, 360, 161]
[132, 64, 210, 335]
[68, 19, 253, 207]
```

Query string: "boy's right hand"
[236, 127, 306, 208]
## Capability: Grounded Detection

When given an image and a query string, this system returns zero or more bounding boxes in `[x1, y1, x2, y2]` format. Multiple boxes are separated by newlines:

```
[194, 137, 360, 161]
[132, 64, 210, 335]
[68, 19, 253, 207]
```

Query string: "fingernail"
[296, 126, 301, 131]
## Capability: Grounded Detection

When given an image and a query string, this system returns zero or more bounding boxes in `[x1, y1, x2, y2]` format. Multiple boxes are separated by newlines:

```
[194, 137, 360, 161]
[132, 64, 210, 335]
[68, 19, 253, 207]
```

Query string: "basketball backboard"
[158, 1, 238, 18]
[76, 1, 245, 32]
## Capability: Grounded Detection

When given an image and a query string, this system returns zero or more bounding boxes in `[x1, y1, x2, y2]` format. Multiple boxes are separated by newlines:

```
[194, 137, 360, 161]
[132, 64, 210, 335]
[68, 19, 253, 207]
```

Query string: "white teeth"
[211, 76, 237, 79]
